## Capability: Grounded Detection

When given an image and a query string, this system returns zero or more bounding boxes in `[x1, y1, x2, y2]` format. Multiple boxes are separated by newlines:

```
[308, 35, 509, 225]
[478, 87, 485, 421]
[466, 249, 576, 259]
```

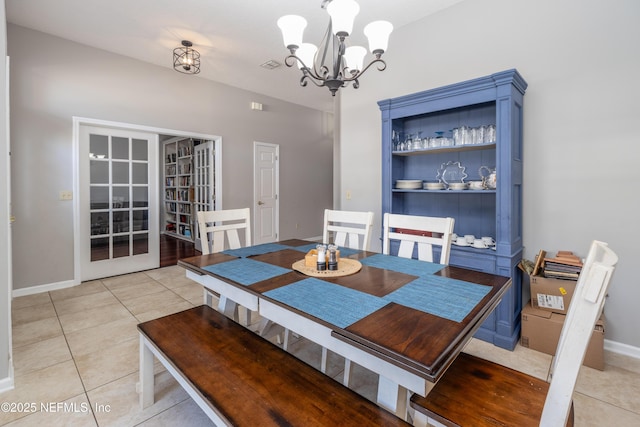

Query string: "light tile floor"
[2, 265, 640, 426]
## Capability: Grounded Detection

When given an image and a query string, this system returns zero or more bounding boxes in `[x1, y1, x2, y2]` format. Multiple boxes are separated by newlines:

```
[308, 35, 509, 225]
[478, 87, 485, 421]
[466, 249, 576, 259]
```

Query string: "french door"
[79, 125, 159, 281]
[192, 140, 215, 251]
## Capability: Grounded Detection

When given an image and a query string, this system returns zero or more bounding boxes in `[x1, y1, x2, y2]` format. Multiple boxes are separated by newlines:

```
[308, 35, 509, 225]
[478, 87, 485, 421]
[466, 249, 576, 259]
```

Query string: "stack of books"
[543, 251, 583, 280]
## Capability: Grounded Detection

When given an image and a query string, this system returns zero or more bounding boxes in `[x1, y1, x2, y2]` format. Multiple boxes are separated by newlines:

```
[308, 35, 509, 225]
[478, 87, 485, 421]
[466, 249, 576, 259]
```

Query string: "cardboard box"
[520, 303, 605, 370]
[530, 275, 577, 314]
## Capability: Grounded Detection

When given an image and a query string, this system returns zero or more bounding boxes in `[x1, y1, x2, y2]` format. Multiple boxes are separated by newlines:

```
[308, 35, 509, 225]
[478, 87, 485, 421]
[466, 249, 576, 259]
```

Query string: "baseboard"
[0, 372, 14, 394]
[12, 279, 79, 298]
[605, 339, 640, 359]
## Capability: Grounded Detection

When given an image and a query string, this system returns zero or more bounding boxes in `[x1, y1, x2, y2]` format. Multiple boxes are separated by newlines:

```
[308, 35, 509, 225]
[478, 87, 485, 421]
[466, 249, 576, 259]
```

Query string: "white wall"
[338, 0, 640, 349]
[8, 24, 333, 291]
[0, 0, 14, 391]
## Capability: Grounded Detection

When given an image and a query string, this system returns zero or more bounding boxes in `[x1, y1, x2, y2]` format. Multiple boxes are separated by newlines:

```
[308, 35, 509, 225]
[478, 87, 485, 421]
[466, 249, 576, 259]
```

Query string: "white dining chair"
[382, 212, 455, 264]
[409, 240, 618, 427]
[343, 213, 455, 388]
[322, 209, 375, 250]
[284, 209, 375, 377]
[197, 208, 252, 324]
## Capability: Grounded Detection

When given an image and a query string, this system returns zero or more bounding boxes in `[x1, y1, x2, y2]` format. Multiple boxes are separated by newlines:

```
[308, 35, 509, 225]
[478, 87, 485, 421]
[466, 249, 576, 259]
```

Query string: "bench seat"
[138, 305, 410, 426]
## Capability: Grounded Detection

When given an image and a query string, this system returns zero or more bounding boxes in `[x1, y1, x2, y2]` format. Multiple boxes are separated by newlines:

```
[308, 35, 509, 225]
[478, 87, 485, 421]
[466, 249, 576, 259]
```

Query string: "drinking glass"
[485, 124, 496, 143]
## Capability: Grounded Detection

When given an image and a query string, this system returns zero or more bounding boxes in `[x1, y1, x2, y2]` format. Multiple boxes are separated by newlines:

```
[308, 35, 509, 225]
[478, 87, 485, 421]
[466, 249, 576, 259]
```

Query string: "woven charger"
[292, 258, 362, 278]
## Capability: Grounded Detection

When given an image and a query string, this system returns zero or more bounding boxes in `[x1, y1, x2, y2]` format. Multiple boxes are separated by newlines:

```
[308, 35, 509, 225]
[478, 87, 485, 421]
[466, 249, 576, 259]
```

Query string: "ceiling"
[6, 0, 463, 112]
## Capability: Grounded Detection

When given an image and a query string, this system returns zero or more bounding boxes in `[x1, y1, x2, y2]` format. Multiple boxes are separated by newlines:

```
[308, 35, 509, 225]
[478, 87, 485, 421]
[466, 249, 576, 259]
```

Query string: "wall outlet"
[346, 190, 352, 200]
[59, 190, 73, 201]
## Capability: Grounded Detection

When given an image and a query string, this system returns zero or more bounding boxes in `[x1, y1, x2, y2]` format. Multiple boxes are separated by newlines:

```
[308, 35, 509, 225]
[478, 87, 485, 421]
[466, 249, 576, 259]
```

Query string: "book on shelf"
[543, 270, 580, 280]
[542, 250, 582, 280]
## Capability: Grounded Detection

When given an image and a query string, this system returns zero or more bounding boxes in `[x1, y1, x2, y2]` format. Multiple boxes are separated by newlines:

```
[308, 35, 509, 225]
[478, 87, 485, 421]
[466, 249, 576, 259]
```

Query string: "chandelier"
[277, 0, 393, 96]
[173, 40, 201, 74]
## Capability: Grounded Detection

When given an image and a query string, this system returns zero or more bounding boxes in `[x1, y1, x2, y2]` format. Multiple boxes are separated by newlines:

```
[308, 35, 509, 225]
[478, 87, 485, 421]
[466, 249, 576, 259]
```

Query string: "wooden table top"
[179, 239, 511, 382]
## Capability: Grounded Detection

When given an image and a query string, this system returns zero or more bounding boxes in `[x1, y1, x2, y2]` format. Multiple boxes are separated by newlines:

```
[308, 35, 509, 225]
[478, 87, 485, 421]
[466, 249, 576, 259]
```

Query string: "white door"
[192, 140, 215, 251]
[253, 142, 279, 244]
[79, 126, 159, 281]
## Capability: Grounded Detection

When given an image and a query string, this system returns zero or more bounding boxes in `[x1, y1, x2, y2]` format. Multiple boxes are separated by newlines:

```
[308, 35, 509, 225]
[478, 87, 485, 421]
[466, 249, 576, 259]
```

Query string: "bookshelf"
[163, 138, 194, 240]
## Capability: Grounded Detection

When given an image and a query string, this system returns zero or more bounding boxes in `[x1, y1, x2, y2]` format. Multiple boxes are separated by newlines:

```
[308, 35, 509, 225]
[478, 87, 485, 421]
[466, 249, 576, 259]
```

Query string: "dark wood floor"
[160, 234, 200, 267]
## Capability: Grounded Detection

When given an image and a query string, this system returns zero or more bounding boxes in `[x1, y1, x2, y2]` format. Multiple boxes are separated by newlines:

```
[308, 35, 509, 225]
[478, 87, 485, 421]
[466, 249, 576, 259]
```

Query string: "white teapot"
[479, 166, 497, 189]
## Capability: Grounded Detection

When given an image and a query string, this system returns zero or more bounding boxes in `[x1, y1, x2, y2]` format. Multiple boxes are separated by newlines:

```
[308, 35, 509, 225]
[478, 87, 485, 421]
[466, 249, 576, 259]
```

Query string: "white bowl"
[448, 182, 468, 190]
[424, 182, 445, 190]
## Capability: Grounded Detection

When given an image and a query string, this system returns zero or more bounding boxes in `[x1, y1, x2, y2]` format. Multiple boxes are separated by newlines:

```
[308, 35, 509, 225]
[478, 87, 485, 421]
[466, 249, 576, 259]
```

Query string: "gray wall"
[337, 0, 640, 349]
[8, 24, 333, 290]
[1, 0, 13, 389]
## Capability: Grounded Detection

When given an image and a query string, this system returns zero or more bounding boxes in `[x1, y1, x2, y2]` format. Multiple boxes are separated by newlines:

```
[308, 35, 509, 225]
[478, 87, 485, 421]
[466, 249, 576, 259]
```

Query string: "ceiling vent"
[260, 60, 282, 70]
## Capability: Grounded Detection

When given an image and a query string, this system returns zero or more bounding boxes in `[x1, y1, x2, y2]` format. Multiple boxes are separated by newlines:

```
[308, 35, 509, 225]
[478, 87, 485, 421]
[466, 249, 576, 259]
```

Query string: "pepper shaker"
[327, 245, 338, 271]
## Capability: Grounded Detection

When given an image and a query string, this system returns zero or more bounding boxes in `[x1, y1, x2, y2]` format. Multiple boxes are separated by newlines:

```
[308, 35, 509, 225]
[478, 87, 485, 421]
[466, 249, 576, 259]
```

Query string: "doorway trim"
[72, 117, 222, 285]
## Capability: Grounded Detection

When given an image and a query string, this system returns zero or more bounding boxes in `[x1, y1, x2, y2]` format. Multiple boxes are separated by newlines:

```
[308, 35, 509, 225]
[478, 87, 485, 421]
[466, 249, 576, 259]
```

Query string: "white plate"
[452, 241, 470, 247]
[395, 179, 423, 189]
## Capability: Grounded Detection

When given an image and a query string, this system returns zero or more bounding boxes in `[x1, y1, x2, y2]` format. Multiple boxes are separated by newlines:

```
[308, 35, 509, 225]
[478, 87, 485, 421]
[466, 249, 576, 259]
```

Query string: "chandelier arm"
[340, 57, 387, 83]
[300, 73, 326, 88]
[284, 54, 324, 81]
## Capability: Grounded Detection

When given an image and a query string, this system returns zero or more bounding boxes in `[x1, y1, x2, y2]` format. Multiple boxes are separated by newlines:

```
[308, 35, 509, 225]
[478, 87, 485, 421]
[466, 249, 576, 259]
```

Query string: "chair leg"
[411, 411, 429, 427]
[343, 359, 352, 386]
[238, 306, 251, 326]
[283, 328, 290, 351]
[203, 288, 214, 307]
[218, 295, 239, 322]
[321, 347, 328, 374]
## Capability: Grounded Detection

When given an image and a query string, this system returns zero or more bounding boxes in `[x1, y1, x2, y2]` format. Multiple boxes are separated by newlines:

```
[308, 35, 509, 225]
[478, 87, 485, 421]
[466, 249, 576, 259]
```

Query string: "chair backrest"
[540, 240, 618, 426]
[322, 209, 374, 251]
[197, 208, 251, 255]
[382, 213, 455, 264]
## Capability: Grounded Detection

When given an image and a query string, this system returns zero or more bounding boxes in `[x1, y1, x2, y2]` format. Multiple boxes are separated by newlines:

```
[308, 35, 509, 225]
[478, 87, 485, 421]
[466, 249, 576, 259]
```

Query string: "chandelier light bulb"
[296, 43, 318, 70]
[326, 0, 360, 37]
[277, 15, 307, 50]
[364, 20, 393, 55]
[344, 46, 367, 73]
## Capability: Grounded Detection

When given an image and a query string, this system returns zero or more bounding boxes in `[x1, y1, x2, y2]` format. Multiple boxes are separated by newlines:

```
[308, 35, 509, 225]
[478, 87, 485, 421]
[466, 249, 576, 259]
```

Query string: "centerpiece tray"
[292, 258, 362, 278]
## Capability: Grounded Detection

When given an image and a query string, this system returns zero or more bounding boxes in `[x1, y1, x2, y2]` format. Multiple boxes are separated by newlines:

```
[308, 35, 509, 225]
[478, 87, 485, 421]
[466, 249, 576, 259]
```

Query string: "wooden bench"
[409, 352, 575, 426]
[138, 305, 410, 426]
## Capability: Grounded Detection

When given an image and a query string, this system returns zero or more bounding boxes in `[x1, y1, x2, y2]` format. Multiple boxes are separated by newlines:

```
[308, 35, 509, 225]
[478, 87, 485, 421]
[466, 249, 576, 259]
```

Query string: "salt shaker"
[316, 244, 327, 271]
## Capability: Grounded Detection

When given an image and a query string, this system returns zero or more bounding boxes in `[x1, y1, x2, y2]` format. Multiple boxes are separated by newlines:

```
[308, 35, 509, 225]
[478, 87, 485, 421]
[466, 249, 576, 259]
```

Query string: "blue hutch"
[378, 69, 527, 350]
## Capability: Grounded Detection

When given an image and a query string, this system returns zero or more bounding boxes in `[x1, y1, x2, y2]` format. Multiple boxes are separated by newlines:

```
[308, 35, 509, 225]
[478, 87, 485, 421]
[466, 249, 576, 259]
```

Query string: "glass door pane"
[88, 134, 150, 262]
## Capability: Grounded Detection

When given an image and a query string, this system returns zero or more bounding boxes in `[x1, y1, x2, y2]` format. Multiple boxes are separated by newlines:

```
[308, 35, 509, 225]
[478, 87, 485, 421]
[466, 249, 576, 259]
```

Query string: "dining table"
[178, 239, 511, 419]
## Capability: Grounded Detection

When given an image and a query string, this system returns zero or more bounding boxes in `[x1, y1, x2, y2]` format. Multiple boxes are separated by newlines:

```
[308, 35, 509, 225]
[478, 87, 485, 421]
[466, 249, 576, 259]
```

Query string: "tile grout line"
[47, 288, 100, 427]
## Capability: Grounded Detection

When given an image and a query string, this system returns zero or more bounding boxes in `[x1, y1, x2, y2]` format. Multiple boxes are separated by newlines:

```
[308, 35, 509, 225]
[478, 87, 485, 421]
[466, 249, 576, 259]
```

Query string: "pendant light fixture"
[277, 0, 393, 96]
[173, 40, 201, 74]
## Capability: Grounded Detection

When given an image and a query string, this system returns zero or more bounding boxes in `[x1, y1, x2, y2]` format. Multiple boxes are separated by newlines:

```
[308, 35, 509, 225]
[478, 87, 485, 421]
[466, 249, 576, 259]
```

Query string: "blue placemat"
[383, 275, 491, 322]
[264, 278, 389, 328]
[222, 243, 291, 258]
[360, 253, 444, 276]
[288, 243, 321, 253]
[288, 243, 361, 257]
[202, 258, 291, 286]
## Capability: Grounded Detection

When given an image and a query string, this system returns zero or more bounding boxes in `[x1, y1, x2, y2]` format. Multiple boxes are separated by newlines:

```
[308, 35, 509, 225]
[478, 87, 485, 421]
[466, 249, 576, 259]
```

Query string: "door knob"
[258, 201, 265, 205]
